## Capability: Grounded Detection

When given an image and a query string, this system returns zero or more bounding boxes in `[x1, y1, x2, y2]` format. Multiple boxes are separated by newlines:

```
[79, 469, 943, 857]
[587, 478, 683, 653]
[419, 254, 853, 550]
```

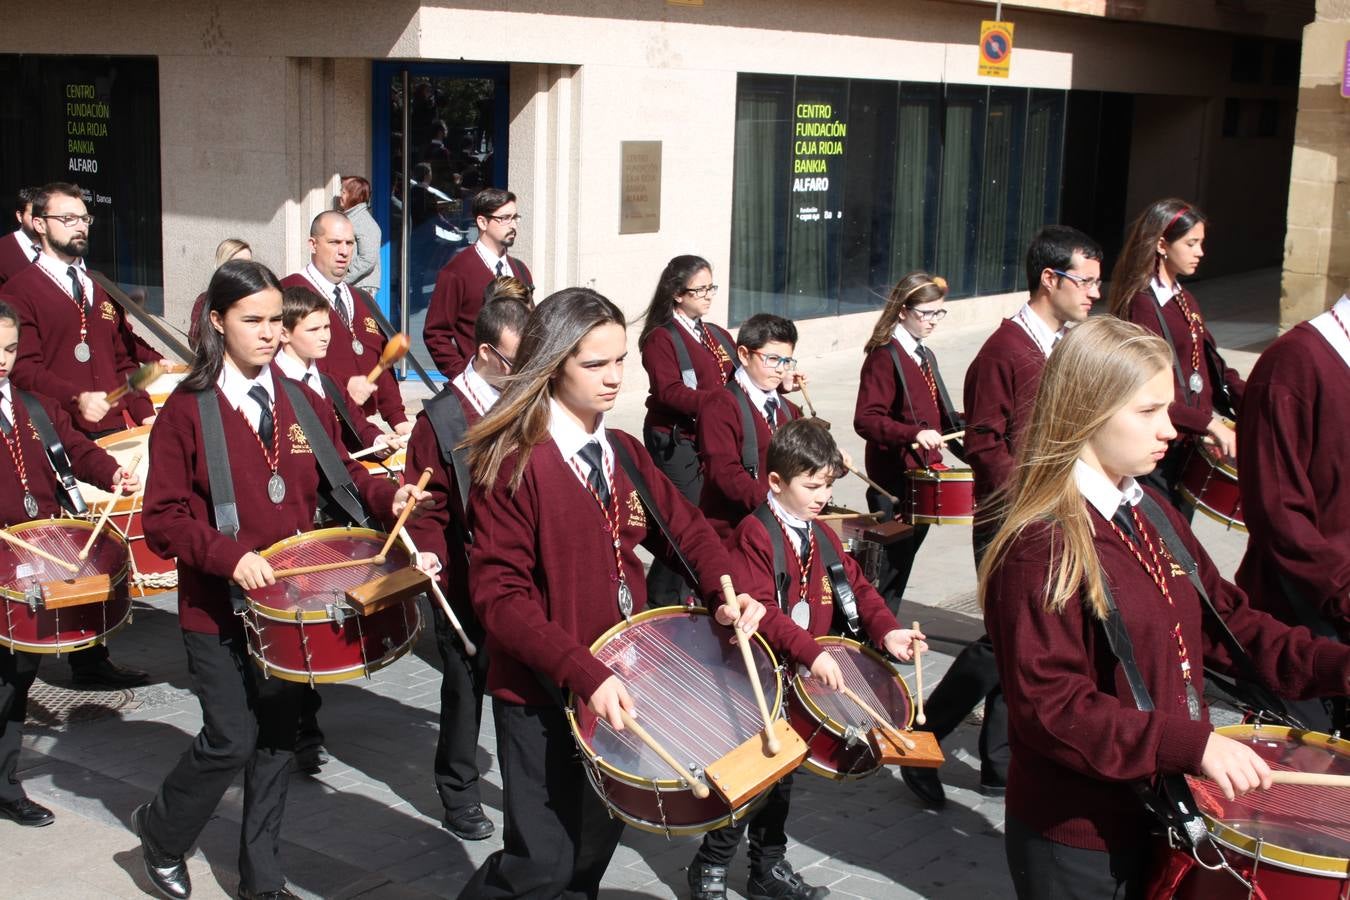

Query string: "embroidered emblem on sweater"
[820, 574, 832, 601]
[100, 300, 116, 321]
[364, 317, 380, 335]
[288, 423, 312, 454]
[626, 490, 646, 528]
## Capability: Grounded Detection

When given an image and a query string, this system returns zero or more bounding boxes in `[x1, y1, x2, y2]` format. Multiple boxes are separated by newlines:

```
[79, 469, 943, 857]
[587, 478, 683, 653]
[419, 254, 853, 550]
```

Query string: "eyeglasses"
[486, 214, 523, 225]
[751, 350, 798, 371]
[681, 284, 719, 299]
[910, 308, 948, 322]
[486, 343, 515, 372]
[1051, 269, 1103, 291]
[40, 214, 94, 227]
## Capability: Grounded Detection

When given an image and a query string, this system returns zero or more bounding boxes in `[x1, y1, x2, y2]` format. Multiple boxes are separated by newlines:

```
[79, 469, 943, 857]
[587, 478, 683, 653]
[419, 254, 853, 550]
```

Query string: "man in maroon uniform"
[0, 188, 41, 286]
[407, 296, 527, 843]
[281, 211, 411, 436]
[901, 225, 1103, 808]
[423, 188, 533, 378]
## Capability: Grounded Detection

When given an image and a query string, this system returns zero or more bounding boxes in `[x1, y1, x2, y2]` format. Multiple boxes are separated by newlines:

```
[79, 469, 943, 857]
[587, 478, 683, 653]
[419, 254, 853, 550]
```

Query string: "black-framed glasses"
[486, 343, 515, 372]
[751, 350, 797, 371]
[1051, 269, 1102, 291]
[681, 284, 719, 299]
[911, 308, 948, 322]
[41, 213, 94, 227]
[487, 213, 523, 224]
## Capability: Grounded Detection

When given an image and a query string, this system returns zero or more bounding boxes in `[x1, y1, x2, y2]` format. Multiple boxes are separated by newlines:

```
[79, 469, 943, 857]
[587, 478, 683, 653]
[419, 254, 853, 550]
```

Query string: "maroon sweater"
[1120, 289, 1244, 436]
[0, 390, 119, 525]
[279, 273, 408, 428]
[731, 510, 901, 667]
[468, 430, 732, 706]
[697, 386, 801, 540]
[1236, 322, 1350, 635]
[640, 322, 737, 435]
[963, 319, 1046, 509]
[1, 265, 155, 433]
[0, 233, 35, 286]
[287, 370, 385, 452]
[854, 339, 957, 495]
[424, 249, 532, 378]
[143, 364, 398, 635]
[985, 491, 1350, 853]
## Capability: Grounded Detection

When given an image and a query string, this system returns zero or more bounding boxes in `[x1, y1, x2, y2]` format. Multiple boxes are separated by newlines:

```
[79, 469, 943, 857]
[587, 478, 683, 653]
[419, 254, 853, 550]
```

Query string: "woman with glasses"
[637, 255, 738, 604]
[853, 271, 963, 616]
[1107, 199, 1244, 516]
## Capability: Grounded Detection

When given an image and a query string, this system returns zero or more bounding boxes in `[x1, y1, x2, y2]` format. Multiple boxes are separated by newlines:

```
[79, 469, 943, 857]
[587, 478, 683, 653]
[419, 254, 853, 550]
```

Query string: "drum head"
[794, 637, 913, 737]
[249, 528, 412, 618]
[0, 519, 128, 599]
[79, 427, 152, 507]
[1187, 725, 1350, 875]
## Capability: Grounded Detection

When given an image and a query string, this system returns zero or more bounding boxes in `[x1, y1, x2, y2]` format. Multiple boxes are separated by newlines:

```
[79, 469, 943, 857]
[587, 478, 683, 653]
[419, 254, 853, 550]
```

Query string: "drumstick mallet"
[847, 463, 898, 505]
[349, 436, 406, 461]
[1267, 772, 1350, 787]
[0, 528, 80, 574]
[374, 468, 435, 564]
[105, 361, 164, 405]
[618, 710, 711, 799]
[366, 333, 410, 384]
[719, 574, 781, 754]
[912, 619, 927, 726]
[909, 429, 966, 451]
[397, 529, 477, 657]
[797, 382, 830, 430]
[839, 685, 917, 751]
[79, 452, 142, 560]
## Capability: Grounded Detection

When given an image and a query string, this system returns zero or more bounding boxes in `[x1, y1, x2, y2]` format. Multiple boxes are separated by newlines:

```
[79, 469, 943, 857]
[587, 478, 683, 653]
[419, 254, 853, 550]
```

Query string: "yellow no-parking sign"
[979, 21, 1015, 78]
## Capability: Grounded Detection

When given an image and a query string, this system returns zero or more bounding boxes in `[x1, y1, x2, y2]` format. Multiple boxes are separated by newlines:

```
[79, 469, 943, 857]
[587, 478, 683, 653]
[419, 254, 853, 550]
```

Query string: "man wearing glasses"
[425, 188, 534, 378]
[0, 188, 42, 287]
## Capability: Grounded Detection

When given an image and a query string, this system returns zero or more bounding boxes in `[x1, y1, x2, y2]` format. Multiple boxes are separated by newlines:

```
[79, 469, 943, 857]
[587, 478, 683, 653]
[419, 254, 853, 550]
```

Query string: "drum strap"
[664, 322, 737, 390]
[885, 344, 920, 426]
[751, 504, 861, 636]
[16, 391, 88, 516]
[422, 387, 473, 544]
[609, 433, 701, 592]
[315, 371, 362, 446]
[276, 378, 373, 530]
[728, 381, 762, 478]
[1151, 304, 1195, 409]
[196, 390, 247, 613]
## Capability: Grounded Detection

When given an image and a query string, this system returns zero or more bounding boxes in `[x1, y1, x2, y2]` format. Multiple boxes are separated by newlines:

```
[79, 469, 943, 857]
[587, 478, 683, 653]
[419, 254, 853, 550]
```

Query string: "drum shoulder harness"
[16, 391, 87, 516]
[751, 504, 861, 637]
[422, 386, 474, 544]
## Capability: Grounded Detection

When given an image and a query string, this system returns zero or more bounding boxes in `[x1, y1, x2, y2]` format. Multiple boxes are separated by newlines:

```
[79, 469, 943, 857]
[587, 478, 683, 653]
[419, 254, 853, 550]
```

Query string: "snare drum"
[243, 527, 424, 684]
[76, 425, 177, 598]
[1147, 724, 1350, 899]
[568, 606, 785, 836]
[144, 370, 187, 410]
[1178, 440, 1245, 533]
[0, 519, 131, 654]
[360, 446, 406, 479]
[786, 636, 914, 780]
[903, 466, 976, 525]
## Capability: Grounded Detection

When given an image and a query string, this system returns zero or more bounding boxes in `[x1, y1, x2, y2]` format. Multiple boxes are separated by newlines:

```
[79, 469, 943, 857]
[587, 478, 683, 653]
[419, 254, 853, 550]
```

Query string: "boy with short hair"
[688, 418, 926, 900]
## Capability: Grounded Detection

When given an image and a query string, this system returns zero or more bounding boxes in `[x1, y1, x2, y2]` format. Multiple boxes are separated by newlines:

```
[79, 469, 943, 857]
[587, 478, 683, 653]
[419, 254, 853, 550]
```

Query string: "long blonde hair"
[864, 271, 948, 353]
[466, 287, 626, 492]
[978, 316, 1173, 620]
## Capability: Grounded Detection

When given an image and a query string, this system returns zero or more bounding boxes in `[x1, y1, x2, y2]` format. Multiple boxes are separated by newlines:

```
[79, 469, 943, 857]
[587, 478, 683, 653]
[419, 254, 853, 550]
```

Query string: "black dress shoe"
[293, 741, 328, 775]
[0, 796, 54, 826]
[72, 658, 149, 689]
[900, 765, 947, 808]
[979, 776, 1007, 798]
[687, 858, 728, 900]
[237, 888, 300, 900]
[442, 803, 494, 840]
[746, 861, 829, 900]
[134, 803, 191, 899]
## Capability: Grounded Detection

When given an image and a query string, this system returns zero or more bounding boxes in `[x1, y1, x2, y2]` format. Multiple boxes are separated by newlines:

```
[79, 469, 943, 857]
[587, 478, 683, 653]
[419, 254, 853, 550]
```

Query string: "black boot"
[687, 857, 728, 900]
[746, 861, 829, 900]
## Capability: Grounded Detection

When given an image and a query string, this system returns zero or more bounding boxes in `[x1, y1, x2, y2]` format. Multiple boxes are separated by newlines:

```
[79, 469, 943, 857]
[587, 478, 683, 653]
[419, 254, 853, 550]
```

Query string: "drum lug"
[842, 723, 867, 747]
[24, 584, 41, 612]
[326, 602, 351, 626]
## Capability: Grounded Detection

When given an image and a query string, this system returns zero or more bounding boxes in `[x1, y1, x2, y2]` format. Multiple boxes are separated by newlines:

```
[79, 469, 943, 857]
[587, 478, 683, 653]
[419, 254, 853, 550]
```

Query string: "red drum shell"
[786, 637, 914, 780]
[1178, 441, 1245, 533]
[244, 528, 422, 683]
[568, 606, 784, 837]
[0, 519, 131, 654]
[903, 467, 976, 525]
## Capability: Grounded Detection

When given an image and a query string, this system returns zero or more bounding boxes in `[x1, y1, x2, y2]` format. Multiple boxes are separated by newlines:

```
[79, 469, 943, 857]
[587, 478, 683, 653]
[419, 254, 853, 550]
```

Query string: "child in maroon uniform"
[458, 287, 766, 900]
[688, 419, 926, 900]
[132, 260, 428, 900]
[983, 316, 1350, 899]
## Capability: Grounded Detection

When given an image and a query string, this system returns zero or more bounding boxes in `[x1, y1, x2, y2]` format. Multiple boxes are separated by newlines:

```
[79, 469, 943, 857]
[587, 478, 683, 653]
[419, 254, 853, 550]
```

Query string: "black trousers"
[696, 774, 792, 875]
[0, 648, 41, 802]
[1005, 817, 1153, 900]
[67, 641, 109, 672]
[866, 487, 928, 618]
[431, 595, 490, 814]
[142, 631, 304, 893]
[459, 700, 624, 900]
[643, 425, 701, 608]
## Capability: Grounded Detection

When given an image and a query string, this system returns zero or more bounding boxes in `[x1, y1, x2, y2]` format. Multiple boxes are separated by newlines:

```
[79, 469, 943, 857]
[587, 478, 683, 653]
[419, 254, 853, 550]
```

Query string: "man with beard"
[281, 211, 411, 436]
[424, 188, 533, 378]
[0, 188, 42, 286]
[0, 181, 151, 689]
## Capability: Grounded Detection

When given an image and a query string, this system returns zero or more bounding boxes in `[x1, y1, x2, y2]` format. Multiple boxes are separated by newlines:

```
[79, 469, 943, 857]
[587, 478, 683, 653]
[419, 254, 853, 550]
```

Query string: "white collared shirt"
[10, 230, 39, 263]
[891, 323, 924, 366]
[735, 367, 781, 426]
[672, 310, 703, 342]
[452, 361, 501, 416]
[1150, 275, 1182, 306]
[36, 251, 93, 304]
[1074, 458, 1144, 524]
[549, 397, 613, 494]
[218, 361, 276, 433]
[1310, 295, 1350, 371]
[304, 262, 353, 326]
[0, 380, 13, 428]
[767, 493, 812, 559]
[473, 240, 511, 278]
[1013, 303, 1064, 358]
[274, 350, 324, 398]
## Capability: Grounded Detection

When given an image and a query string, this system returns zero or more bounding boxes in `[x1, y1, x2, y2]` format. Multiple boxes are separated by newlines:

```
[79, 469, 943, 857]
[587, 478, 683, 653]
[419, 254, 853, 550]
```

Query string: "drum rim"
[904, 467, 974, 482]
[249, 526, 402, 621]
[0, 601, 133, 654]
[1191, 440, 1239, 479]
[0, 517, 131, 601]
[1196, 724, 1350, 877]
[567, 605, 784, 793]
[248, 612, 422, 684]
[578, 760, 772, 836]
[94, 423, 155, 448]
[907, 514, 975, 526]
[791, 635, 914, 739]
[1177, 486, 1247, 533]
[360, 447, 408, 472]
[81, 426, 153, 507]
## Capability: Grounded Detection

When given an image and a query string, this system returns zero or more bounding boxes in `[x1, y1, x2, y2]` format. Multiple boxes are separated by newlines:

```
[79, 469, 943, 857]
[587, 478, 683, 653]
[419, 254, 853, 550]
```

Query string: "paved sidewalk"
[8, 269, 1278, 898]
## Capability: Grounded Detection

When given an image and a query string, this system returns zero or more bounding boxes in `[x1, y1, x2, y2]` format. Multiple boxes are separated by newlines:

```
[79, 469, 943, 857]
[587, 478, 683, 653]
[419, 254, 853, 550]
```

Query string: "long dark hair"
[1107, 198, 1208, 318]
[638, 254, 711, 346]
[182, 259, 284, 391]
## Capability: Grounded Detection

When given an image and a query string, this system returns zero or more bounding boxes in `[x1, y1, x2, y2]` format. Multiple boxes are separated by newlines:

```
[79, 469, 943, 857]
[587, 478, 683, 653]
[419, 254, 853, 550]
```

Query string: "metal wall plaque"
[620, 141, 661, 235]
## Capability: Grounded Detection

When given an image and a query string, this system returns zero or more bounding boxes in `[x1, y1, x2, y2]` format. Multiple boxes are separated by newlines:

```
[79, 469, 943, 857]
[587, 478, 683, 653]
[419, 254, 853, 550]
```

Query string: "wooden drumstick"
[375, 468, 434, 563]
[271, 557, 381, 579]
[908, 430, 965, 450]
[798, 380, 818, 417]
[839, 685, 917, 751]
[0, 528, 80, 574]
[719, 574, 780, 754]
[79, 452, 142, 560]
[846, 463, 899, 505]
[1267, 772, 1350, 787]
[366, 333, 410, 384]
[349, 437, 404, 461]
[912, 619, 926, 726]
[397, 529, 477, 657]
[105, 361, 164, 405]
[618, 709, 711, 799]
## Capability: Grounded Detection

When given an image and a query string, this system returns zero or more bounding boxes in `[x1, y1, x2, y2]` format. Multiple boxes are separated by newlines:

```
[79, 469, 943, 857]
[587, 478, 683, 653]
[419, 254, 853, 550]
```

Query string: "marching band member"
[458, 287, 765, 899]
[132, 260, 428, 900]
[984, 316, 1350, 898]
